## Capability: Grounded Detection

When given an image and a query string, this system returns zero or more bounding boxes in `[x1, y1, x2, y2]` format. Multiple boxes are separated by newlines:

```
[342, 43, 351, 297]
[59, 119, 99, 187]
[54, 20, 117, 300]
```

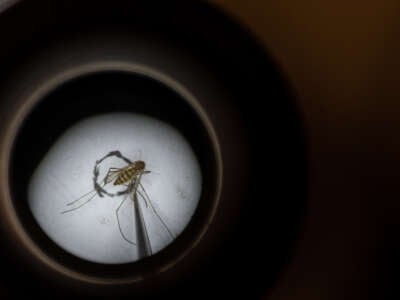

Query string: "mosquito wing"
[103, 168, 121, 184]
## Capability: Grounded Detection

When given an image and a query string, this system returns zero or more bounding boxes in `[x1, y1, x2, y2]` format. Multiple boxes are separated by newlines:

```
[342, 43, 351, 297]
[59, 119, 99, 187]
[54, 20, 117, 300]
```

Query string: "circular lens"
[9, 70, 220, 281]
[28, 112, 202, 264]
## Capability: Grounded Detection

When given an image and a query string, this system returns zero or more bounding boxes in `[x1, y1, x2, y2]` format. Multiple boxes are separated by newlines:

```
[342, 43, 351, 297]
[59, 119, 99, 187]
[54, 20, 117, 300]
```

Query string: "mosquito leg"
[136, 190, 148, 208]
[66, 179, 110, 207]
[138, 183, 175, 240]
[61, 191, 99, 214]
[65, 189, 97, 206]
[116, 190, 137, 246]
[135, 185, 148, 208]
[116, 182, 132, 196]
[138, 183, 151, 206]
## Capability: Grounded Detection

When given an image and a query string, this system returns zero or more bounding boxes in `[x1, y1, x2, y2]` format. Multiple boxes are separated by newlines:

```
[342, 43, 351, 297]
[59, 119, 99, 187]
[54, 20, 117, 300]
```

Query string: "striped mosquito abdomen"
[114, 160, 146, 185]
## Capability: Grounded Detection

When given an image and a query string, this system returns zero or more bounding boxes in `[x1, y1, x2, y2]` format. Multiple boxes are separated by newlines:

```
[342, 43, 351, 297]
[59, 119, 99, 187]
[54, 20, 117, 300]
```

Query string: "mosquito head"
[135, 160, 146, 171]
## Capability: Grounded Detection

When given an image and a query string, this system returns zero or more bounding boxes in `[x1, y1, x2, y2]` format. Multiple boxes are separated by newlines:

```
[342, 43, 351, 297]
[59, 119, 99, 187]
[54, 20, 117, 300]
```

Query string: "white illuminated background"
[28, 113, 202, 264]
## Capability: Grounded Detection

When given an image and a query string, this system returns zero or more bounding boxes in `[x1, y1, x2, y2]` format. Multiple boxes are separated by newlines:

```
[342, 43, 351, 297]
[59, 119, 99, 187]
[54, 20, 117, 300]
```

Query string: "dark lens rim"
[6, 64, 223, 284]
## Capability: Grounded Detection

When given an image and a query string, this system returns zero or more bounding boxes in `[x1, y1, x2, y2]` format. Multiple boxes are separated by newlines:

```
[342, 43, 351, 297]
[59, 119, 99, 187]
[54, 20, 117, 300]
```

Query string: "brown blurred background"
[214, 1, 400, 299]
[0, 1, 399, 299]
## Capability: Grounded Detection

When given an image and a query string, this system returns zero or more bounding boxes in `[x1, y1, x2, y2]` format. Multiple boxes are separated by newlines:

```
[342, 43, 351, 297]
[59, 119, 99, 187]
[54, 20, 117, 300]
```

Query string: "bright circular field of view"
[28, 113, 202, 264]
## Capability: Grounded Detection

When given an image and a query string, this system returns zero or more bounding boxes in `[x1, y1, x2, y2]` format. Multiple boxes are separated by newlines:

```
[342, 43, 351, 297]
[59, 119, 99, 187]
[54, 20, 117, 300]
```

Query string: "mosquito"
[61, 154, 174, 246]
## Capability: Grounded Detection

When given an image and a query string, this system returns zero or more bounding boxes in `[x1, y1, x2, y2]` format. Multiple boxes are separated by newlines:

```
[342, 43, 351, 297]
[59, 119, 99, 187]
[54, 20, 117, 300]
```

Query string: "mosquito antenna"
[138, 183, 174, 240]
[137, 149, 142, 160]
[116, 191, 137, 245]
